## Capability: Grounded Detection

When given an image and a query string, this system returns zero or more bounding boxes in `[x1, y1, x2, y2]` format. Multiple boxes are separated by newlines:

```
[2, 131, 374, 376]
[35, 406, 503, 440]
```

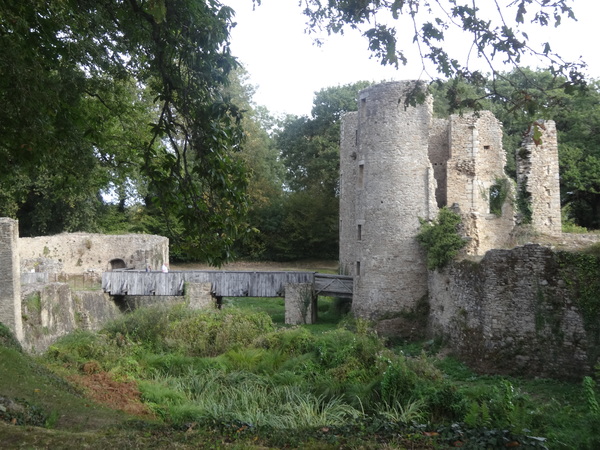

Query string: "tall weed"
[104, 304, 193, 351]
[166, 309, 274, 356]
[155, 368, 361, 429]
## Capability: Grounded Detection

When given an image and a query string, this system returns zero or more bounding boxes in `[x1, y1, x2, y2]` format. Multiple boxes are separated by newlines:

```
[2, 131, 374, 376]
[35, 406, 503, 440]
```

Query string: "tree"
[0, 0, 249, 265]
[268, 81, 371, 260]
[296, 0, 586, 112]
[225, 69, 286, 259]
[278, 81, 372, 195]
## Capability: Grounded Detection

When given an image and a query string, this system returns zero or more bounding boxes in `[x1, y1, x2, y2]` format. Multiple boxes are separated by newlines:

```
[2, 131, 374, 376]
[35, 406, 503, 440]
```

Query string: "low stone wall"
[428, 244, 599, 379]
[20, 284, 216, 352]
[19, 232, 168, 274]
[20, 283, 121, 353]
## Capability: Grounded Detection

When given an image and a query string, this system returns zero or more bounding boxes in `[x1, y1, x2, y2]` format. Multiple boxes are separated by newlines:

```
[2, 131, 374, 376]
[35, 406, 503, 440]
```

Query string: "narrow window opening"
[484, 145, 491, 150]
[356, 261, 361, 276]
[358, 164, 364, 188]
[357, 224, 362, 241]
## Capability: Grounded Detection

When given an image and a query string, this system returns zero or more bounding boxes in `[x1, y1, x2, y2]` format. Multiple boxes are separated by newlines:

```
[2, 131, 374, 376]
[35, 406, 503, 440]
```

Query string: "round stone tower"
[340, 81, 437, 319]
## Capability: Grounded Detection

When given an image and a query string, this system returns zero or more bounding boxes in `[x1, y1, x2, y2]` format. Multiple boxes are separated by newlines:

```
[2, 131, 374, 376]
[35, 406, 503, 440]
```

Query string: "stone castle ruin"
[0, 223, 169, 352]
[340, 81, 561, 318]
[340, 81, 598, 378]
[1, 80, 598, 378]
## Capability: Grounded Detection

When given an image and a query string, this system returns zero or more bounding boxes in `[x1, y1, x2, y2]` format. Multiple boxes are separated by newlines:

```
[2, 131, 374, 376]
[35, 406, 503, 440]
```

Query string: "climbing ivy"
[557, 251, 600, 365]
[516, 184, 533, 224]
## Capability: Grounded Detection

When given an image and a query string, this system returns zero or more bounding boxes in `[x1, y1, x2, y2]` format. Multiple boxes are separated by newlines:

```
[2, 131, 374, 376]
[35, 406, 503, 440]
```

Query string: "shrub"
[489, 178, 511, 216]
[165, 309, 274, 357]
[46, 330, 115, 367]
[417, 207, 467, 270]
[256, 326, 317, 356]
[104, 304, 194, 351]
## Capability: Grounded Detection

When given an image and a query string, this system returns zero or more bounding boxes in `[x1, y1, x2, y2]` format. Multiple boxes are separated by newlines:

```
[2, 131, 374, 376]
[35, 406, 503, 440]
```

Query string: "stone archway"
[108, 258, 126, 271]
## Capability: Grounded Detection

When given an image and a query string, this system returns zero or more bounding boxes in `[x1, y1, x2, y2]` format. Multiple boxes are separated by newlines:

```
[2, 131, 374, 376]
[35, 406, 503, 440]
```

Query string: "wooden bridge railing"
[102, 270, 353, 298]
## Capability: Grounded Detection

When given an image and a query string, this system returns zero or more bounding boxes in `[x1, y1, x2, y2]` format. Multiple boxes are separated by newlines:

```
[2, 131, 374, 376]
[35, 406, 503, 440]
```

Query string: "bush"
[46, 330, 115, 367]
[417, 207, 467, 270]
[256, 326, 317, 356]
[165, 309, 275, 357]
[104, 304, 194, 351]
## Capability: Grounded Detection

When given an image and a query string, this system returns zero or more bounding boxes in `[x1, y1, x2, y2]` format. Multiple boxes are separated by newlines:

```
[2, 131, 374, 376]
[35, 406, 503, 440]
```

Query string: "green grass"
[0, 346, 131, 431]
[222, 295, 349, 330]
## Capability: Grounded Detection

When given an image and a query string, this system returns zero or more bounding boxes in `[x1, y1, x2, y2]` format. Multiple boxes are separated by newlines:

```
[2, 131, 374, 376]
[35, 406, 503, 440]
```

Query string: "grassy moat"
[1, 293, 599, 449]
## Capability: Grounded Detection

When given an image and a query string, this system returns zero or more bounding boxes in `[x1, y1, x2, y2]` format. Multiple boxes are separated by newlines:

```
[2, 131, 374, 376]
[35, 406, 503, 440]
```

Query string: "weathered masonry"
[339, 81, 600, 379]
[340, 81, 561, 320]
[19, 232, 169, 274]
[0, 221, 170, 352]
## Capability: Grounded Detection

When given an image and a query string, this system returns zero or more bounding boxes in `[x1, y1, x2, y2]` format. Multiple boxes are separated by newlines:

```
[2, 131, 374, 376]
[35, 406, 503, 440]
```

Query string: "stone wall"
[20, 284, 121, 353]
[0, 218, 23, 342]
[340, 81, 521, 321]
[445, 111, 515, 255]
[19, 232, 168, 274]
[428, 118, 450, 207]
[339, 111, 359, 277]
[428, 245, 597, 379]
[517, 120, 562, 234]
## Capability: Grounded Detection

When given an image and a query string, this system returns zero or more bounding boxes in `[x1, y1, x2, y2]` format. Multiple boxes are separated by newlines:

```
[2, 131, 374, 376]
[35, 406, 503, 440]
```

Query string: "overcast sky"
[223, 0, 599, 117]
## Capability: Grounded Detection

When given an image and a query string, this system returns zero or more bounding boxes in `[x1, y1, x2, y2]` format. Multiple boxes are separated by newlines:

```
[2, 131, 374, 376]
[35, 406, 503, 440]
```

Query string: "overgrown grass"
[3, 303, 600, 448]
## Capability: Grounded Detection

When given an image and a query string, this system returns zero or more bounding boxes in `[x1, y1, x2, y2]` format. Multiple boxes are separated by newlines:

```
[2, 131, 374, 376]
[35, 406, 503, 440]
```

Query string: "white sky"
[223, 0, 599, 117]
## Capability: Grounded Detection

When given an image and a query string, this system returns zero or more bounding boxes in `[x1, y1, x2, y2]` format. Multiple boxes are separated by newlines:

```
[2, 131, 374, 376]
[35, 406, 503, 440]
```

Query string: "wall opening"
[489, 178, 509, 216]
[357, 224, 362, 241]
[358, 163, 364, 188]
[356, 261, 361, 276]
[109, 258, 126, 271]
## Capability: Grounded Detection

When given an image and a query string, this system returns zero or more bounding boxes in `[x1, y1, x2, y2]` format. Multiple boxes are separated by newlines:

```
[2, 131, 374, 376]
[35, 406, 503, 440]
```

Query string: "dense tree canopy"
[0, 0, 248, 264]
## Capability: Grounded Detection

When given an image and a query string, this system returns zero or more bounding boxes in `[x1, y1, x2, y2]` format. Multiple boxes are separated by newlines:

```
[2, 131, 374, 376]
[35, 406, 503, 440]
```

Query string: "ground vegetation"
[1, 300, 599, 448]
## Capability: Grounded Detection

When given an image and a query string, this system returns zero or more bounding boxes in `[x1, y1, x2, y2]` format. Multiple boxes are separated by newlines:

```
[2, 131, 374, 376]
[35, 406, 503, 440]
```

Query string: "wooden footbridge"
[102, 270, 353, 299]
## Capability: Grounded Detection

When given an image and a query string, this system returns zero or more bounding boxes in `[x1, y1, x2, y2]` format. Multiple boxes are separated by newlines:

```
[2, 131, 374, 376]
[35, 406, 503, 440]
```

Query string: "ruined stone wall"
[517, 120, 562, 234]
[341, 81, 438, 319]
[20, 284, 121, 353]
[19, 233, 169, 274]
[428, 118, 450, 207]
[0, 218, 23, 341]
[428, 245, 596, 379]
[445, 112, 515, 255]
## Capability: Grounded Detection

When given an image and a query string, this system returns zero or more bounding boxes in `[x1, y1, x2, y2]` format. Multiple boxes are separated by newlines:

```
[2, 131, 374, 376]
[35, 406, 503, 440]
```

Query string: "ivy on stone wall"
[557, 251, 600, 365]
[417, 208, 468, 270]
[516, 184, 533, 225]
